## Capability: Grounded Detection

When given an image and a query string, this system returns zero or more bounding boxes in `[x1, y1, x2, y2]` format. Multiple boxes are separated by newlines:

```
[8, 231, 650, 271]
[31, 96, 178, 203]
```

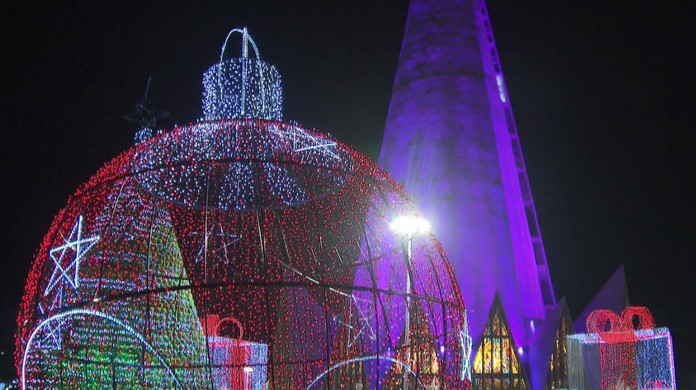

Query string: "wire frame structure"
[15, 26, 469, 389]
[16, 121, 469, 389]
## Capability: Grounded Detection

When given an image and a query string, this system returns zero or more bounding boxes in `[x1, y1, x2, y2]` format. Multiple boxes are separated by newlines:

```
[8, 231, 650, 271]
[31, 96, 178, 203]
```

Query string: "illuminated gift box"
[203, 315, 269, 389]
[567, 307, 676, 390]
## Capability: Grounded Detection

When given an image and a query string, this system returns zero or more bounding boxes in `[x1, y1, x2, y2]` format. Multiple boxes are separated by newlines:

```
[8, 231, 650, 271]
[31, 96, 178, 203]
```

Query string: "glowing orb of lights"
[16, 28, 469, 390]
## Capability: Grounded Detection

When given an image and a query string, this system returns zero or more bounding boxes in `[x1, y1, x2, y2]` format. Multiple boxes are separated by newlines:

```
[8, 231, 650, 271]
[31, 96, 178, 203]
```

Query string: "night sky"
[2, 1, 694, 386]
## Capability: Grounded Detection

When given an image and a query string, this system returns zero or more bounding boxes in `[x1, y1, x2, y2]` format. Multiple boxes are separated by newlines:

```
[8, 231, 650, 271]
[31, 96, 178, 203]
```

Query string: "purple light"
[378, 2, 556, 383]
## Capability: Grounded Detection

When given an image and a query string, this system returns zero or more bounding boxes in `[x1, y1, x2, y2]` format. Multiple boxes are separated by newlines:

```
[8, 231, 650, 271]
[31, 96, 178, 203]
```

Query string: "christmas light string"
[16, 27, 469, 389]
[567, 307, 676, 389]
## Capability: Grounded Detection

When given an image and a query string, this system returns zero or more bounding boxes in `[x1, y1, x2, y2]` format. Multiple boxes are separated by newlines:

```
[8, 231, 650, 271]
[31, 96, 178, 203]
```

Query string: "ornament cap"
[202, 28, 282, 121]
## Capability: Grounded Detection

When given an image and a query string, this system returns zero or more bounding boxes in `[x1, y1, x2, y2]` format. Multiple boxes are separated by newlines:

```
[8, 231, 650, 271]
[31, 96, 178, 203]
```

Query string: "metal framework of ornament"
[16, 27, 469, 389]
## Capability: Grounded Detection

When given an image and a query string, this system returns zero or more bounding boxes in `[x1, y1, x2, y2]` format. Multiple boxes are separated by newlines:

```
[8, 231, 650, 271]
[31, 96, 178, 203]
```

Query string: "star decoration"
[333, 294, 377, 347]
[37, 286, 67, 349]
[269, 124, 340, 160]
[459, 328, 473, 381]
[44, 215, 100, 297]
[191, 225, 242, 264]
[123, 76, 169, 130]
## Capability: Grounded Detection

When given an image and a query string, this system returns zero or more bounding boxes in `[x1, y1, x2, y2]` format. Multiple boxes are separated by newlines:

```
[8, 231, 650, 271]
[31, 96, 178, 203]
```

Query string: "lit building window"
[472, 293, 530, 389]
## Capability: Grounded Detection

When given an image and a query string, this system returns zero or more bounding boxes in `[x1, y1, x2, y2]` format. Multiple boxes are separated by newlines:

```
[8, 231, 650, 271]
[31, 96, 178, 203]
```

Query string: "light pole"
[390, 215, 430, 390]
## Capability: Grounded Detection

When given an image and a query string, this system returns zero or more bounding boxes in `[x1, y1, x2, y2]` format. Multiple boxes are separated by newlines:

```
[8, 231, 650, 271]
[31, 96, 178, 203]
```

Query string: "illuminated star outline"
[459, 328, 473, 381]
[269, 124, 340, 160]
[44, 215, 100, 297]
[37, 286, 67, 349]
[333, 294, 378, 347]
[191, 225, 242, 264]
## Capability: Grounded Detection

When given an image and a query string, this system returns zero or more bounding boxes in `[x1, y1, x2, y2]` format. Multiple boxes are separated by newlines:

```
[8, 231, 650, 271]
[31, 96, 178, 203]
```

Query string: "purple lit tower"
[379, 0, 556, 368]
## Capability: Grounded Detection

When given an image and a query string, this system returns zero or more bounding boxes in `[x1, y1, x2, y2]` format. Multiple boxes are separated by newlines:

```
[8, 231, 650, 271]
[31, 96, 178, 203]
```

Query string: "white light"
[203, 28, 282, 120]
[243, 366, 254, 373]
[517, 346, 524, 355]
[306, 355, 425, 390]
[459, 329, 472, 381]
[44, 215, 100, 296]
[332, 294, 377, 347]
[268, 124, 340, 160]
[389, 215, 430, 236]
[496, 74, 508, 103]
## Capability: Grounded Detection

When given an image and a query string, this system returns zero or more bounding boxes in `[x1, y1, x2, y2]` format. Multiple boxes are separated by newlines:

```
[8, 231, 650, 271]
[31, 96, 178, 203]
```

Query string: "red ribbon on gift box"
[586, 306, 655, 344]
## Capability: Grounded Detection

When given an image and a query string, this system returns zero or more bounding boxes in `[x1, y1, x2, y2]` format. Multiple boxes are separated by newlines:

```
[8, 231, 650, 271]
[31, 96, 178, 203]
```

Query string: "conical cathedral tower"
[379, 0, 556, 368]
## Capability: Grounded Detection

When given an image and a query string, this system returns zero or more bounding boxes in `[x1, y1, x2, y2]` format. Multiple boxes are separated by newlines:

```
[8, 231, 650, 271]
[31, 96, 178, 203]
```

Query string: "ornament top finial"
[202, 28, 282, 121]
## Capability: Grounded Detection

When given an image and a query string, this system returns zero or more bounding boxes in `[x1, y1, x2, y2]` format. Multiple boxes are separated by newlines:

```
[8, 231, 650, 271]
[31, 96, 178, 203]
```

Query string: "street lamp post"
[390, 215, 430, 390]
[404, 230, 413, 390]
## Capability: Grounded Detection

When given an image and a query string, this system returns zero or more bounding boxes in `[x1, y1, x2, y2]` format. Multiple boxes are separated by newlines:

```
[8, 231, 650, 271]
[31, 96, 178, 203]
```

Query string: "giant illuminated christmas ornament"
[16, 28, 469, 389]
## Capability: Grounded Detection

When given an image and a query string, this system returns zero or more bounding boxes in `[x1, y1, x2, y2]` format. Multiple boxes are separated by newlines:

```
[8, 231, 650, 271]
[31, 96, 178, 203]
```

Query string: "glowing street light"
[389, 215, 431, 237]
[390, 214, 430, 390]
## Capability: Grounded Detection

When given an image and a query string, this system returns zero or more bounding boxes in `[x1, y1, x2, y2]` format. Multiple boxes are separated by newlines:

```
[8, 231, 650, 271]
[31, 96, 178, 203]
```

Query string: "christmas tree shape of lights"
[49, 183, 209, 388]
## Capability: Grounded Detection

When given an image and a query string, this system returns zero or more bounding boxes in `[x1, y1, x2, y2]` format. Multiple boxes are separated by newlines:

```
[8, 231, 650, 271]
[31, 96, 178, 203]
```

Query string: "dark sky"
[2, 1, 694, 386]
